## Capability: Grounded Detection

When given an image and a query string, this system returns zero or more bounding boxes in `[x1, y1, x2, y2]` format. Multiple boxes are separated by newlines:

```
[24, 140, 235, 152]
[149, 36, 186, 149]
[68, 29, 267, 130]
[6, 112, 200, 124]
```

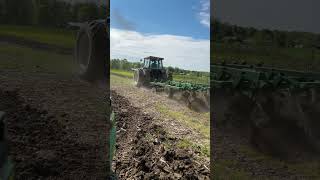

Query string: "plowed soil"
[0, 71, 109, 180]
[112, 91, 210, 179]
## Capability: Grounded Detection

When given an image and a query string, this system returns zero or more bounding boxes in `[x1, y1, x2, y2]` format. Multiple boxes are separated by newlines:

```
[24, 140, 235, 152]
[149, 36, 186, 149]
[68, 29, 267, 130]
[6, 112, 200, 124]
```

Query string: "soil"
[111, 75, 209, 151]
[112, 91, 210, 179]
[212, 108, 320, 179]
[0, 71, 110, 180]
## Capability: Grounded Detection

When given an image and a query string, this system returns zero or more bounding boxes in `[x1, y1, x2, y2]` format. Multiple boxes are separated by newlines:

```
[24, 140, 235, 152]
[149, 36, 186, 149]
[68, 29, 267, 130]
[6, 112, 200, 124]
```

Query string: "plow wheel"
[75, 20, 108, 82]
[133, 70, 144, 87]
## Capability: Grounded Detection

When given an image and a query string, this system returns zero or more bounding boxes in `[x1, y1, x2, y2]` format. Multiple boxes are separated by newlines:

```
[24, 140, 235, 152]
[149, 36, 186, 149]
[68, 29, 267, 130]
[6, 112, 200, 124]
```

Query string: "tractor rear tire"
[134, 70, 144, 87]
[75, 20, 109, 82]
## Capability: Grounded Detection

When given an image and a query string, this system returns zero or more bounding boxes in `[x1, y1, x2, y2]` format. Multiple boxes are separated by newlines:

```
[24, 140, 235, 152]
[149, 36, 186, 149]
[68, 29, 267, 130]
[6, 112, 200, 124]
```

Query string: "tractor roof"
[144, 56, 164, 61]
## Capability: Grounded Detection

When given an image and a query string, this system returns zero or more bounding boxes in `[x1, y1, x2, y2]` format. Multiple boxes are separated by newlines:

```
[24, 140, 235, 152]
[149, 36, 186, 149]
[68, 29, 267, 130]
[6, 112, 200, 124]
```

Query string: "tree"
[77, 3, 99, 22]
[274, 31, 287, 48]
[0, 0, 5, 23]
[167, 66, 174, 73]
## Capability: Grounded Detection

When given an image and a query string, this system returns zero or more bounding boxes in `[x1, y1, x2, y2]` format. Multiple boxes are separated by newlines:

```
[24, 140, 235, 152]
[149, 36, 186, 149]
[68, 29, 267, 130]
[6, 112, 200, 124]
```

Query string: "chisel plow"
[212, 62, 320, 156]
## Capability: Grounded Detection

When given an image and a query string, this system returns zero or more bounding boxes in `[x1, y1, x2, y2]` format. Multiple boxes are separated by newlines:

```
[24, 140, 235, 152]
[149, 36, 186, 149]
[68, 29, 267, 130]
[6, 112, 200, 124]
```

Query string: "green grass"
[0, 25, 75, 48]
[213, 160, 251, 180]
[110, 69, 133, 78]
[110, 74, 132, 86]
[155, 103, 210, 139]
[0, 43, 75, 75]
[173, 73, 209, 85]
[177, 138, 210, 157]
[155, 102, 210, 158]
[212, 42, 320, 71]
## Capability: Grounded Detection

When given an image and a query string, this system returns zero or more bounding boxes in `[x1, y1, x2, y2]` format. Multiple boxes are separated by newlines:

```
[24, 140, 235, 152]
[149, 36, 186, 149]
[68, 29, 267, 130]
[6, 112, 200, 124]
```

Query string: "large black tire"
[75, 20, 109, 82]
[134, 69, 144, 87]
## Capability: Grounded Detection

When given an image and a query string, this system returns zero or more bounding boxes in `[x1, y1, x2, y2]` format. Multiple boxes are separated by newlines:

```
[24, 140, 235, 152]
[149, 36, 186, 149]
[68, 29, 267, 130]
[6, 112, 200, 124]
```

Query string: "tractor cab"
[134, 56, 172, 87]
[143, 56, 164, 70]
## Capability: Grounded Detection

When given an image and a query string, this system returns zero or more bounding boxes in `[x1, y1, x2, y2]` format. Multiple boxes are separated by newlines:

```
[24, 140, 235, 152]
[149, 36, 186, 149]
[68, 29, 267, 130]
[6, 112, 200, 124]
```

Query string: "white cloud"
[199, 0, 210, 28]
[111, 28, 210, 72]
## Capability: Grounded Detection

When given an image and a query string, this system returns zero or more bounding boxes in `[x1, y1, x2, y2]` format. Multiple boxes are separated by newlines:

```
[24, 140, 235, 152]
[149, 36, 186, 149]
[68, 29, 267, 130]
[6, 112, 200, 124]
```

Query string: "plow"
[212, 61, 320, 157]
[133, 56, 210, 112]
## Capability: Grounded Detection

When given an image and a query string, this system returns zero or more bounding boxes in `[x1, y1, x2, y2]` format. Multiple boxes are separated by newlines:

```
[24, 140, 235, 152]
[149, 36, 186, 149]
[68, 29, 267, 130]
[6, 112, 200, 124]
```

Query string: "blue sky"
[110, 0, 210, 72]
[111, 0, 209, 39]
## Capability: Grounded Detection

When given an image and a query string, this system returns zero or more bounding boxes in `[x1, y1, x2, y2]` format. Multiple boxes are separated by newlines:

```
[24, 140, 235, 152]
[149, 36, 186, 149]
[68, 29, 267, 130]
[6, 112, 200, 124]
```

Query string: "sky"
[110, 0, 210, 72]
[213, 0, 319, 33]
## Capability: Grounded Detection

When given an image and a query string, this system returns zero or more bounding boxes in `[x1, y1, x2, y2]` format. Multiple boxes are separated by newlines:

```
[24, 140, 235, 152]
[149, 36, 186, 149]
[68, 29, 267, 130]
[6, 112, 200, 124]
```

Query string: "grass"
[155, 102, 210, 139]
[177, 138, 210, 157]
[213, 160, 251, 180]
[0, 43, 75, 75]
[0, 25, 76, 48]
[110, 74, 132, 86]
[173, 73, 209, 85]
[212, 42, 320, 71]
[110, 69, 133, 79]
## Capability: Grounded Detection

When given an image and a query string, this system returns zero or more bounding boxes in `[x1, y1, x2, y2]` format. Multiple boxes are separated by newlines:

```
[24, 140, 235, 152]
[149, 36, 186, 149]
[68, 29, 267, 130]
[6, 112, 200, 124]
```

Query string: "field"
[111, 68, 210, 85]
[213, 42, 320, 71]
[111, 73, 210, 178]
[0, 43, 75, 74]
[0, 25, 110, 179]
[0, 25, 75, 48]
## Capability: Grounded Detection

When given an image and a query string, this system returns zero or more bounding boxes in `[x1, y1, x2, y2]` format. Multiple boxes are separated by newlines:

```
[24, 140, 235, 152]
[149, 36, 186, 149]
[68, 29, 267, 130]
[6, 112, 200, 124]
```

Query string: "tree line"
[212, 19, 320, 49]
[0, 0, 107, 27]
[110, 59, 209, 77]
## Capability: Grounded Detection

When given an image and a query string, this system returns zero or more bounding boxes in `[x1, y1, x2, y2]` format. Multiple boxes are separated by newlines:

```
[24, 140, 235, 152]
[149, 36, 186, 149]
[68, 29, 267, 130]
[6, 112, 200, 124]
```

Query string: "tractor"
[133, 56, 172, 87]
[132, 56, 210, 112]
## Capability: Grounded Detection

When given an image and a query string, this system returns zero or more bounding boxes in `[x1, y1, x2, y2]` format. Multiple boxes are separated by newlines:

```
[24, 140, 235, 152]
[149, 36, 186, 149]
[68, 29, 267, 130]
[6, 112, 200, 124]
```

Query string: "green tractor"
[133, 56, 172, 87]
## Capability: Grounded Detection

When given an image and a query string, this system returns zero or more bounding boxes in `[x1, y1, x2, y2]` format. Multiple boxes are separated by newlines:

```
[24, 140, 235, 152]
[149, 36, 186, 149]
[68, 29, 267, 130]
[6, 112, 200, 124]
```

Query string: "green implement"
[211, 62, 320, 157]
